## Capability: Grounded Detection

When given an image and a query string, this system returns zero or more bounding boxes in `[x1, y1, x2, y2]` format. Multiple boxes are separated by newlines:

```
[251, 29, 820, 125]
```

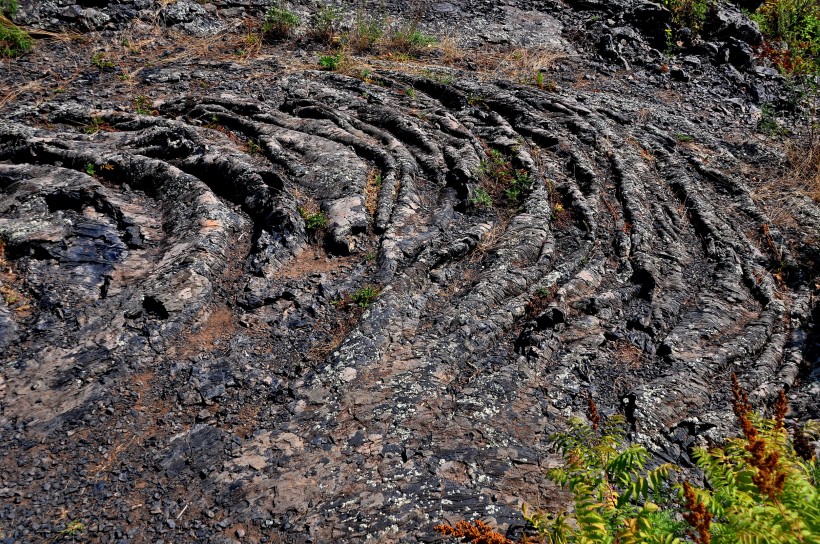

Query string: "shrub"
[469, 187, 493, 208]
[263, 3, 300, 40]
[751, 0, 820, 74]
[0, 17, 31, 58]
[475, 149, 533, 207]
[91, 52, 115, 69]
[660, 0, 715, 32]
[134, 95, 154, 115]
[522, 397, 682, 544]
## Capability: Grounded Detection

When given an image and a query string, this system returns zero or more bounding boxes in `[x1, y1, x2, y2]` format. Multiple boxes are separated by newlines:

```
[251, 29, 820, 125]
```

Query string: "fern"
[438, 383, 818, 544]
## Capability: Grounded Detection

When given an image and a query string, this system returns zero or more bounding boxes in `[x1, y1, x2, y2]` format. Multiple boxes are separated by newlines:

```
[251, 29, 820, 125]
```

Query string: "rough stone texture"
[0, 0, 818, 543]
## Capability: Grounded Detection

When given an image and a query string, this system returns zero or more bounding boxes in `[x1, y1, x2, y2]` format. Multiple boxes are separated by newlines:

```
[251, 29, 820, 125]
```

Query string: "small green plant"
[318, 50, 344, 71]
[0, 18, 32, 58]
[263, 2, 300, 39]
[60, 520, 85, 536]
[675, 133, 695, 143]
[351, 286, 379, 308]
[134, 95, 153, 115]
[405, 87, 416, 99]
[84, 163, 96, 176]
[505, 170, 532, 201]
[535, 70, 545, 88]
[359, 68, 373, 82]
[91, 52, 115, 69]
[84, 116, 111, 134]
[298, 206, 327, 230]
[246, 139, 261, 155]
[522, 398, 682, 544]
[469, 187, 493, 208]
[421, 68, 454, 85]
[467, 93, 484, 105]
[758, 104, 790, 137]
[312, 3, 343, 44]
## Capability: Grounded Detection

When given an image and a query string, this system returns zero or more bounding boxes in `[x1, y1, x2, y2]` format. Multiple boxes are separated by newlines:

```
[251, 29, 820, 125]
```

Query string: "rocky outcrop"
[0, 0, 817, 542]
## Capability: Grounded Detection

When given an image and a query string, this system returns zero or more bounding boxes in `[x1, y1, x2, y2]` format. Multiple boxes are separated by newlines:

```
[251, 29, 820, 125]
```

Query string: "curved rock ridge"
[1, 64, 816, 541]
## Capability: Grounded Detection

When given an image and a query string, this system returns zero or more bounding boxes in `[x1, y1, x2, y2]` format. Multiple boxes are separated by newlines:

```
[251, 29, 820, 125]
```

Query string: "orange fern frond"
[434, 520, 516, 544]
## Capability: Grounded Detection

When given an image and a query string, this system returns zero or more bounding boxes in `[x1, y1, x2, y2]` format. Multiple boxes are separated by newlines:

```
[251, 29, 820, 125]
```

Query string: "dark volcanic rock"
[0, 0, 818, 543]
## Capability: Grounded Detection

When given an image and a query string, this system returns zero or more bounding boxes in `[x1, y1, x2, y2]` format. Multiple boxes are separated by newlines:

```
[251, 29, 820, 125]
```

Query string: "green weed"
[0, 0, 16, 16]
[60, 520, 85, 536]
[318, 51, 344, 71]
[0, 19, 31, 58]
[298, 206, 327, 230]
[134, 95, 154, 115]
[438, 378, 820, 544]
[660, 0, 714, 32]
[751, 0, 820, 74]
[351, 286, 379, 308]
[469, 187, 493, 208]
[345, 10, 384, 53]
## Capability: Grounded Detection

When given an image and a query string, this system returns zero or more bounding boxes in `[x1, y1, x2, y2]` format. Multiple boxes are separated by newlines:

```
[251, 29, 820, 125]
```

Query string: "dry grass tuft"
[475, 46, 566, 85]
[784, 129, 820, 202]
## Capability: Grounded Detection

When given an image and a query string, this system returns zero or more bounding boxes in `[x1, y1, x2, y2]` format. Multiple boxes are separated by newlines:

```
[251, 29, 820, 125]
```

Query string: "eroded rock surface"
[0, 0, 818, 542]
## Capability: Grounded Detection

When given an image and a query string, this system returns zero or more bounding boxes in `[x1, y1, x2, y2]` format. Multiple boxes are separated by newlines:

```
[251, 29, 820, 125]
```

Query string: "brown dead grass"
[364, 167, 381, 217]
[613, 340, 643, 369]
[784, 131, 820, 202]
[475, 46, 566, 85]
[0, 241, 33, 318]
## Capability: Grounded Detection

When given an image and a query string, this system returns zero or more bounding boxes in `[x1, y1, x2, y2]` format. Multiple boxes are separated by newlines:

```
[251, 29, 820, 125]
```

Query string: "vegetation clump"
[345, 10, 385, 53]
[318, 50, 345, 71]
[298, 206, 327, 231]
[475, 149, 533, 208]
[0, 16, 31, 58]
[660, 0, 715, 32]
[385, 24, 436, 56]
[1, 0, 17, 16]
[311, 3, 343, 44]
[437, 377, 819, 544]
[351, 286, 379, 308]
[750, 0, 820, 74]
[263, 2, 300, 40]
